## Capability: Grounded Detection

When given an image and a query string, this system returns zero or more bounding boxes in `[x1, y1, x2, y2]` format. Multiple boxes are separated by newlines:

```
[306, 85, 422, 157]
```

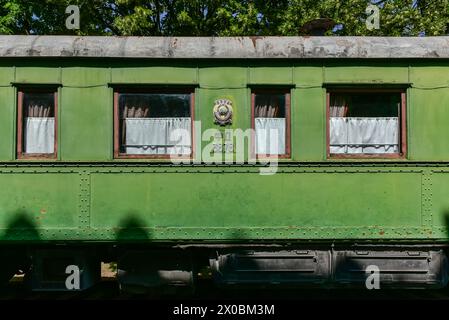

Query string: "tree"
[112, 0, 162, 35]
[0, 0, 116, 35]
[279, 0, 449, 36]
[0, 0, 447, 36]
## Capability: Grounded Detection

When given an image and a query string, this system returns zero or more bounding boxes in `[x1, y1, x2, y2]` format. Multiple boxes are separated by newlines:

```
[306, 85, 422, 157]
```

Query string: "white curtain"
[255, 118, 285, 155]
[330, 117, 399, 154]
[125, 118, 191, 155]
[24, 117, 54, 154]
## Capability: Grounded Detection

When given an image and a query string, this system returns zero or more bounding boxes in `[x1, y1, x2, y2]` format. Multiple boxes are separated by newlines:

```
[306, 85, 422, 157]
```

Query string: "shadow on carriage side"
[0, 210, 40, 288]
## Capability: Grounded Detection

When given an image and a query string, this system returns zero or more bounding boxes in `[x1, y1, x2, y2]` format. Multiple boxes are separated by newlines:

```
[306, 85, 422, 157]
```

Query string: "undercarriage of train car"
[1, 243, 447, 293]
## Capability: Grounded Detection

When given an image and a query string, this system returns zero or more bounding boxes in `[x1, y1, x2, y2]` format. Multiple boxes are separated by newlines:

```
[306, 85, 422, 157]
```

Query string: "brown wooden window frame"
[17, 87, 58, 160]
[250, 88, 291, 160]
[326, 88, 407, 160]
[113, 87, 195, 159]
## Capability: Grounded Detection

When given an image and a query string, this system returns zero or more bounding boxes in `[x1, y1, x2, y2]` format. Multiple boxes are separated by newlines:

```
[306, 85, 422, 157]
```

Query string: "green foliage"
[0, 0, 447, 36]
[0, 0, 116, 35]
[108, 262, 117, 273]
[279, 0, 449, 36]
[113, 0, 160, 35]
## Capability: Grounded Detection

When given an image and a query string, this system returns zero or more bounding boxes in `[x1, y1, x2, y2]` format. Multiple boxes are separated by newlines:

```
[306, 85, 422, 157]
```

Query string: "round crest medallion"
[213, 99, 233, 126]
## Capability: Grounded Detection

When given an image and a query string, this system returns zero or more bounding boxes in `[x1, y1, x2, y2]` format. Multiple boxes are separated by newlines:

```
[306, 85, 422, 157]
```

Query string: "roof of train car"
[1, 35, 449, 59]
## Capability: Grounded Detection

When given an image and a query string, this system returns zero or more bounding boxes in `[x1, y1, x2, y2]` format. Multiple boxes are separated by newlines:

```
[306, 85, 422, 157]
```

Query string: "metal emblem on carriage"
[213, 99, 233, 126]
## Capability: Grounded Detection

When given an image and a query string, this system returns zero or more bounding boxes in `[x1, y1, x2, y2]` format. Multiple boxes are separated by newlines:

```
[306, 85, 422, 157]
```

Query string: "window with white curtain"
[253, 91, 290, 157]
[116, 91, 192, 157]
[17, 90, 56, 158]
[328, 91, 404, 157]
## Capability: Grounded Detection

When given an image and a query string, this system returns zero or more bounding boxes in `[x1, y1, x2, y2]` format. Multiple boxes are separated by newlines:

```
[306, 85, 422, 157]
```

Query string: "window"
[17, 88, 57, 159]
[327, 89, 406, 158]
[114, 89, 194, 158]
[251, 89, 291, 158]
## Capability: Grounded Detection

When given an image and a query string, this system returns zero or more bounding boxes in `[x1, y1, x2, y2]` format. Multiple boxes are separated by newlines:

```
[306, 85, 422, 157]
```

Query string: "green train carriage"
[0, 35, 448, 291]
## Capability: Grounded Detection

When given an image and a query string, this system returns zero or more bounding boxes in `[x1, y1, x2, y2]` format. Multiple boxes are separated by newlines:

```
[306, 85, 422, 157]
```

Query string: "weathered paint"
[60, 87, 112, 161]
[110, 63, 198, 84]
[0, 165, 447, 241]
[408, 62, 449, 161]
[2, 36, 449, 59]
[89, 171, 422, 228]
[0, 38, 449, 242]
[0, 87, 14, 161]
[324, 61, 409, 84]
[0, 172, 79, 229]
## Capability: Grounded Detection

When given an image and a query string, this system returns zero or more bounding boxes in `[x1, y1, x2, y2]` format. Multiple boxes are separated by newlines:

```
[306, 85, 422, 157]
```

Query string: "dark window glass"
[117, 92, 192, 156]
[329, 91, 403, 155]
[254, 93, 286, 118]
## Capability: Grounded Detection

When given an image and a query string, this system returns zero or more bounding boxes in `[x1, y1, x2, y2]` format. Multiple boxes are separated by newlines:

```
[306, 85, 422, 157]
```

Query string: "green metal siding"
[324, 61, 409, 84]
[430, 172, 449, 228]
[15, 66, 61, 84]
[0, 65, 15, 161]
[408, 63, 449, 161]
[0, 173, 79, 230]
[249, 63, 293, 85]
[90, 171, 422, 229]
[293, 88, 324, 161]
[60, 87, 112, 161]
[197, 88, 250, 162]
[0, 87, 14, 161]
[0, 59, 449, 242]
[0, 165, 445, 242]
[60, 67, 112, 160]
[293, 64, 323, 87]
[199, 66, 247, 88]
[111, 63, 198, 84]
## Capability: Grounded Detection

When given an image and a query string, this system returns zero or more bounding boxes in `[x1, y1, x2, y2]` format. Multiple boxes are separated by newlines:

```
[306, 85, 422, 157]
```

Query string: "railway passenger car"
[0, 36, 449, 291]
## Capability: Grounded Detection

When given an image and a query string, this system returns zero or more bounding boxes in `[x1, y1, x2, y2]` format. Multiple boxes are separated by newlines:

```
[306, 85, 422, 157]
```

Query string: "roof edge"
[1, 35, 449, 59]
